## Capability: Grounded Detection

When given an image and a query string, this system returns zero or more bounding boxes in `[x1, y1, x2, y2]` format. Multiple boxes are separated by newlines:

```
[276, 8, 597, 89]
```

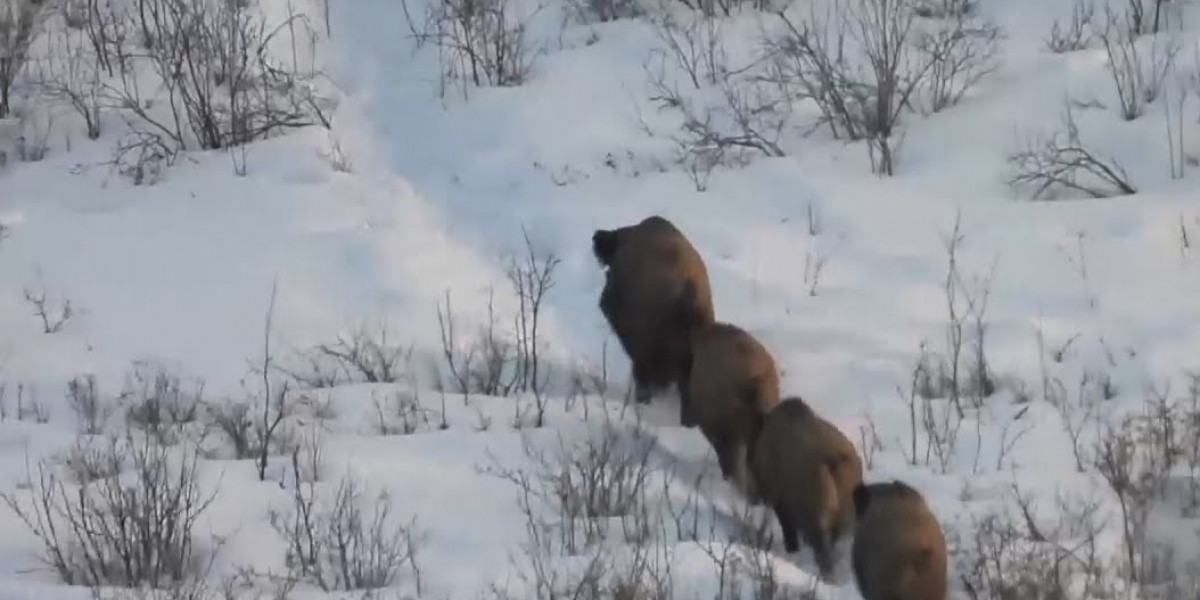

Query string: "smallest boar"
[747, 397, 863, 579]
[851, 480, 948, 600]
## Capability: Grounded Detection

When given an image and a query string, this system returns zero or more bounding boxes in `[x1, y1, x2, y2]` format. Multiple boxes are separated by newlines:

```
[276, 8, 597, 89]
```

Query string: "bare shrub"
[1, 432, 219, 587]
[438, 288, 520, 399]
[204, 397, 295, 462]
[914, 5, 1003, 113]
[247, 280, 296, 480]
[1045, 0, 1095, 53]
[286, 321, 415, 387]
[59, 436, 124, 485]
[23, 283, 73, 333]
[371, 387, 439, 435]
[481, 422, 660, 556]
[67, 373, 109, 435]
[916, 213, 997, 412]
[96, 0, 331, 154]
[269, 462, 426, 592]
[437, 232, 560, 414]
[1091, 411, 1178, 585]
[1123, 0, 1172, 37]
[911, 0, 974, 18]
[760, 0, 933, 176]
[32, 26, 102, 139]
[0, 0, 42, 118]
[120, 363, 204, 443]
[404, 0, 537, 99]
[563, 0, 644, 24]
[506, 228, 561, 426]
[1007, 101, 1137, 200]
[111, 129, 177, 186]
[641, 10, 788, 191]
[1098, 5, 1179, 121]
[1179, 372, 1200, 515]
[957, 486, 1111, 600]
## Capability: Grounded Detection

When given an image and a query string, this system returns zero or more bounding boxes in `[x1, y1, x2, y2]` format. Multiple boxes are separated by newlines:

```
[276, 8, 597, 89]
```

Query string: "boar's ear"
[592, 229, 618, 266]
[852, 482, 871, 518]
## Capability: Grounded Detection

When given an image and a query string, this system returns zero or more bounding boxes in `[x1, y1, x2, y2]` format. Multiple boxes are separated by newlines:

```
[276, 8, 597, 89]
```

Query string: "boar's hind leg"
[773, 502, 800, 554]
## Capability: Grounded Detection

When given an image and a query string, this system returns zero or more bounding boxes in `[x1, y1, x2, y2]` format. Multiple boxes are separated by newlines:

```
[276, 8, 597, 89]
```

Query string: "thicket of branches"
[642, 0, 1004, 186]
[2, 0, 334, 179]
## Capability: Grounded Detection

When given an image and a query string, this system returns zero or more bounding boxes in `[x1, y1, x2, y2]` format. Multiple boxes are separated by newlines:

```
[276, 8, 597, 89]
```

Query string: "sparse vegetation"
[1007, 101, 1137, 200]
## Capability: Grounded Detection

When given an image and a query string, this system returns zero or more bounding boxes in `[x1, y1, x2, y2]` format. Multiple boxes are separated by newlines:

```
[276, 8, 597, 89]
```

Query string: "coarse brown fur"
[684, 320, 780, 490]
[851, 480, 948, 600]
[592, 215, 714, 414]
[747, 397, 864, 579]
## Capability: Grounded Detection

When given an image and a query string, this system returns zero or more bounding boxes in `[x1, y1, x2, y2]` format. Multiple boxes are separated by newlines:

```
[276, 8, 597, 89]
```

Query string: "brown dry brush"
[269, 456, 426, 592]
[479, 422, 660, 556]
[1, 431, 219, 588]
[956, 486, 1112, 600]
[80, 0, 332, 170]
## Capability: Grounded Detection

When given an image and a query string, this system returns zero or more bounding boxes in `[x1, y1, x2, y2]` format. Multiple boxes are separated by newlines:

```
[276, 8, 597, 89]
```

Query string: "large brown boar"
[746, 397, 863, 579]
[851, 480, 948, 600]
[592, 215, 714, 410]
[684, 320, 780, 491]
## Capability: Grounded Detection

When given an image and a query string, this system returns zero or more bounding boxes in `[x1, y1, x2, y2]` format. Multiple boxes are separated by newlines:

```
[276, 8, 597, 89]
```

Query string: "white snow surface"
[1, 0, 1200, 598]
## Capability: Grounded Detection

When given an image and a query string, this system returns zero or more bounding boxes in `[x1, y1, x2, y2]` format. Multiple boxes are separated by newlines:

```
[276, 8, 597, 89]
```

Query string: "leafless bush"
[506, 228, 561, 426]
[204, 397, 294, 462]
[111, 128, 177, 185]
[240, 279, 297, 480]
[957, 486, 1112, 600]
[914, 6, 1003, 113]
[67, 373, 110, 435]
[1045, 0, 1095, 53]
[120, 363, 204, 443]
[95, 0, 331, 154]
[0, 0, 42, 118]
[438, 288, 520, 399]
[59, 435, 125, 485]
[642, 10, 787, 191]
[404, 0, 537, 99]
[1122, 0, 1172, 37]
[437, 232, 559, 414]
[23, 283, 73, 333]
[563, 0, 644, 25]
[1179, 372, 1200, 515]
[13, 381, 51, 423]
[1098, 5, 1179, 121]
[1007, 101, 1137, 200]
[269, 463, 426, 592]
[760, 0, 932, 176]
[33, 26, 102, 139]
[1163, 78, 1192, 180]
[481, 422, 660, 556]
[371, 387, 441, 435]
[1092, 414, 1173, 584]
[911, 0, 973, 18]
[286, 322, 415, 387]
[915, 214, 997, 412]
[1, 431, 219, 587]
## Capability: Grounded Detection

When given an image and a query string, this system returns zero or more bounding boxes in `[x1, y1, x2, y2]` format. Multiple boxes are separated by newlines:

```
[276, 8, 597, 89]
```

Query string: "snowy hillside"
[1, 0, 1199, 597]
